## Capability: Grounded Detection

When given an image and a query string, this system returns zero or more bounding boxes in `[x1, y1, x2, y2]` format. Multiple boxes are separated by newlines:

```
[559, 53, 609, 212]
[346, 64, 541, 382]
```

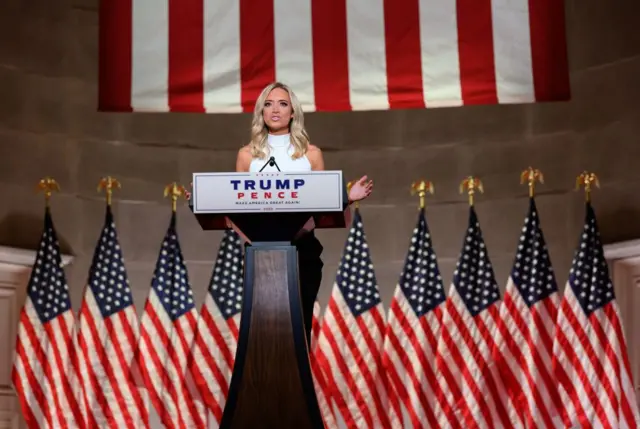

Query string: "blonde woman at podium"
[235, 81, 374, 345]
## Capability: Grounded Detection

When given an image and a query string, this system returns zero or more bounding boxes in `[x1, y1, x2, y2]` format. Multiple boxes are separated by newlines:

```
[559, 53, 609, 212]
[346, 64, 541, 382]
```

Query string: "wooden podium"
[190, 171, 350, 429]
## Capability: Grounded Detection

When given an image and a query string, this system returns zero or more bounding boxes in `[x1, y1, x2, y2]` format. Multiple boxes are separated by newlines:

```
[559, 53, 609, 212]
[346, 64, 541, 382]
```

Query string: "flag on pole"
[315, 209, 393, 428]
[75, 206, 149, 428]
[551, 202, 640, 428]
[189, 229, 244, 425]
[381, 208, 446, 428]
[311, 301, 322, 352]
[490, 198, 563, 428]
[11, 208, 86, 428]
[310, 301, 338, 429]
[433, 206, 514, 428]
[135, 212, 206, 428]
[98, 0, 570, 113]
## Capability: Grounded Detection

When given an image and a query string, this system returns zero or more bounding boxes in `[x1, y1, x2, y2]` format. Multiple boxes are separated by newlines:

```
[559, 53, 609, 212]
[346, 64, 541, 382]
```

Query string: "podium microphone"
[259, 156, 282, 172]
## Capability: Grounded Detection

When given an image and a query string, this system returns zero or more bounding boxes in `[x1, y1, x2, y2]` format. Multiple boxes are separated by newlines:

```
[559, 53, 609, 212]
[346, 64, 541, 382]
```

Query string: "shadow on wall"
[599, 207, 640, 245]
[0, 212, 75, 256]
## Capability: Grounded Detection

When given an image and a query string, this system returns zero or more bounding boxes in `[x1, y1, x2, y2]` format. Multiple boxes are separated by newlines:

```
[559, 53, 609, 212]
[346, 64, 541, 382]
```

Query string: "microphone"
[259, 156, 282, 172]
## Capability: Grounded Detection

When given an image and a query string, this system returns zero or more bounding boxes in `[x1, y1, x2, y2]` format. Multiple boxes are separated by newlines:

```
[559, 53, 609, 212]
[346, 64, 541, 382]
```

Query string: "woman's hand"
[184, 182, 193, 200]
[348, 175, 373, 203]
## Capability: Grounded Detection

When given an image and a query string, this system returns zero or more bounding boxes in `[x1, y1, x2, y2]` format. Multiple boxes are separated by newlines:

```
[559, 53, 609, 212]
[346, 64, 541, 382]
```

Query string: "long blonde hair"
[249, 82, 310, 160]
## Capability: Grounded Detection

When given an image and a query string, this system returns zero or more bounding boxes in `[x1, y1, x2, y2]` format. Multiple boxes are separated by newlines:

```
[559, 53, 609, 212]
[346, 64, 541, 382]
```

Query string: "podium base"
[220, 242, 324, 429]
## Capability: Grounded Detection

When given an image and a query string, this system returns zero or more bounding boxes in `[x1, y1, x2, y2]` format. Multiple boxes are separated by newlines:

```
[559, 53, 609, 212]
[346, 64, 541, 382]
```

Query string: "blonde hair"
[249, 82, 310, 160]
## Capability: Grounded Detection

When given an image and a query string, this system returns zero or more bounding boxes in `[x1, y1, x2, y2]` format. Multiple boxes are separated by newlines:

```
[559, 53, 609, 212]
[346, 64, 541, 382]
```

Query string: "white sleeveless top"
[248, 134, 312, 172]
[248, 133, 316, 234]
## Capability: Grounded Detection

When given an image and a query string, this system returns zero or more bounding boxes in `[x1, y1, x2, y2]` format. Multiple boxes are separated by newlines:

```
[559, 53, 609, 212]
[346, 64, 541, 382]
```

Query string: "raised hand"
[348, 175, 373, 202]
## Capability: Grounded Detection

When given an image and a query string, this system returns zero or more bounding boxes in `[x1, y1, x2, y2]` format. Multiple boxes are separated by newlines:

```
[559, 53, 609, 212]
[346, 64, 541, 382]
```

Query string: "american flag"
[433, 206, 514, 428]
[490, 198, 563, 428]
[75, 206, 149, 428]
[311, 300, 322, 351]
[381, 208, 446, 428]
[189, 229, 244, 425]
[551, 202, 640, 428]
[309, 301, 338, 429]
[98, 0, 570, 113]
[135, 213, 206, 428]
[315, 209, 393, 428]
[11, 208, 86, 428]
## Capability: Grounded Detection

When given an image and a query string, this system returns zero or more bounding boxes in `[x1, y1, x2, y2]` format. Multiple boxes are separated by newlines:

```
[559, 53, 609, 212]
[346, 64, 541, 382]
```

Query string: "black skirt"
[292, 231, 324, 347]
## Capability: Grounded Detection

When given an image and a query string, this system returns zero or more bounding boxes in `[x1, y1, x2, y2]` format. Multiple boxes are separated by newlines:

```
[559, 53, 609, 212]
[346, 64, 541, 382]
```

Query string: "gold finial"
[347, 180, 359, 208]
[576, 171, 600, 202]
[520, 167, 544, 198]
[37, 177, 60, 207]
[97, 176, 121, 206]
[410, 180, 435, 209]
[164, 182, 186, 212]
[459, 176, 484, 206]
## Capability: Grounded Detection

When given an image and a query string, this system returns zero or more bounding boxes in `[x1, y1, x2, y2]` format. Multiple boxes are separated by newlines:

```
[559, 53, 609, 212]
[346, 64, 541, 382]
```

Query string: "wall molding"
[0, 245, 74, 267]
[603, 239, 640, 407]
[604, 238, 640, 260]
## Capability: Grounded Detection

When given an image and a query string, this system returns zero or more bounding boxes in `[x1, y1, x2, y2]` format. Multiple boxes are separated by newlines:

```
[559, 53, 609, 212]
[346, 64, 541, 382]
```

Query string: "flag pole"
[97, 176, 121, 206]
[576, 171, 600, 202]
[410, 180, 434, 210]
[520, 167, 544, 198]
[164, 182, 186, 212]
[459, 176, 483, 206]
[36, 176, 60, 208]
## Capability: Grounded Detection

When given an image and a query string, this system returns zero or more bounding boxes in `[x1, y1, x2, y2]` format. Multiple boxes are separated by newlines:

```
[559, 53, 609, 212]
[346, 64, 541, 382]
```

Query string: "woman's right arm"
[236, 146, 252, 172]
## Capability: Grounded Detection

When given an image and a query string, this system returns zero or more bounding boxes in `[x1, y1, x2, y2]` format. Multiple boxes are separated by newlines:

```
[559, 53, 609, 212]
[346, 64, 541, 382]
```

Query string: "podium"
[190, 171, 350, 429]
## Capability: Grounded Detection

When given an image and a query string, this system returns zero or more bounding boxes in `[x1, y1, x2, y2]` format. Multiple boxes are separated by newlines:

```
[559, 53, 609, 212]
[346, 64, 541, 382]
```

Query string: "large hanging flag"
[189, 229, 244, 425]
[381, 208, 446, 428]
[98, 0, 570, 113]
[11, 208, 86, 428]
[551, 201, 640, 428]
[433, 205, 515, 428]
[490, 197, 563, 428]
[135, 212, 206, 428]
[75, 206, 149, 428]
[315, 209, 393, 428]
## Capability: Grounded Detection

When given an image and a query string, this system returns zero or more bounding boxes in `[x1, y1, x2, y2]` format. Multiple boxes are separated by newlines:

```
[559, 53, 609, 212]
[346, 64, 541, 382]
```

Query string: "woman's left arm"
[307, 145, 325, 171]
[297, 145, 325, 236]
[307, 145, 372, 203]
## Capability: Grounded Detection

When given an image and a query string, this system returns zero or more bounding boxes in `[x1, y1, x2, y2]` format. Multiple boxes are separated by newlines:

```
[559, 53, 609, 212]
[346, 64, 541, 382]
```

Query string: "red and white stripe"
[99, 0, 570, 113]
[75, 290, 150, 429]
[188, 292, 240, 426]
[136, 292, 207, 428]
[381, 284, 445, 428]
[492, 276, 563, 428]
[314, 287, 393, 428]
[552, 286, 640, 428]
[433, 288, 518, 429]
[309, 301, 338, 429]
[12, 300, 86, 429]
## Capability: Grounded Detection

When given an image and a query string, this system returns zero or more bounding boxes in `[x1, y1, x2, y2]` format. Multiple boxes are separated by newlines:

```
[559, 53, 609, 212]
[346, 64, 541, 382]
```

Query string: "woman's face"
[263, 87, 293, 135]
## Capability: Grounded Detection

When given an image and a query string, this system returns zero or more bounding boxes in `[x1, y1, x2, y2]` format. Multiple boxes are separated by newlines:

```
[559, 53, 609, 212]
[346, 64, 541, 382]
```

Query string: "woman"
[235, 81, 373, 346]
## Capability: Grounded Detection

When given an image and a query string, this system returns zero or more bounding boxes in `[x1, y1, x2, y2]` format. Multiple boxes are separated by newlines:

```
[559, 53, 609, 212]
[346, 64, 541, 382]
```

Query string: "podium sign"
[192, 171, 344, 213]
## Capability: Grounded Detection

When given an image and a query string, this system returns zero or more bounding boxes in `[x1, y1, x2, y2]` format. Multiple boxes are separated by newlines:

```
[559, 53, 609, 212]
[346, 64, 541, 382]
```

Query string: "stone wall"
[1, 0, 639, 315]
